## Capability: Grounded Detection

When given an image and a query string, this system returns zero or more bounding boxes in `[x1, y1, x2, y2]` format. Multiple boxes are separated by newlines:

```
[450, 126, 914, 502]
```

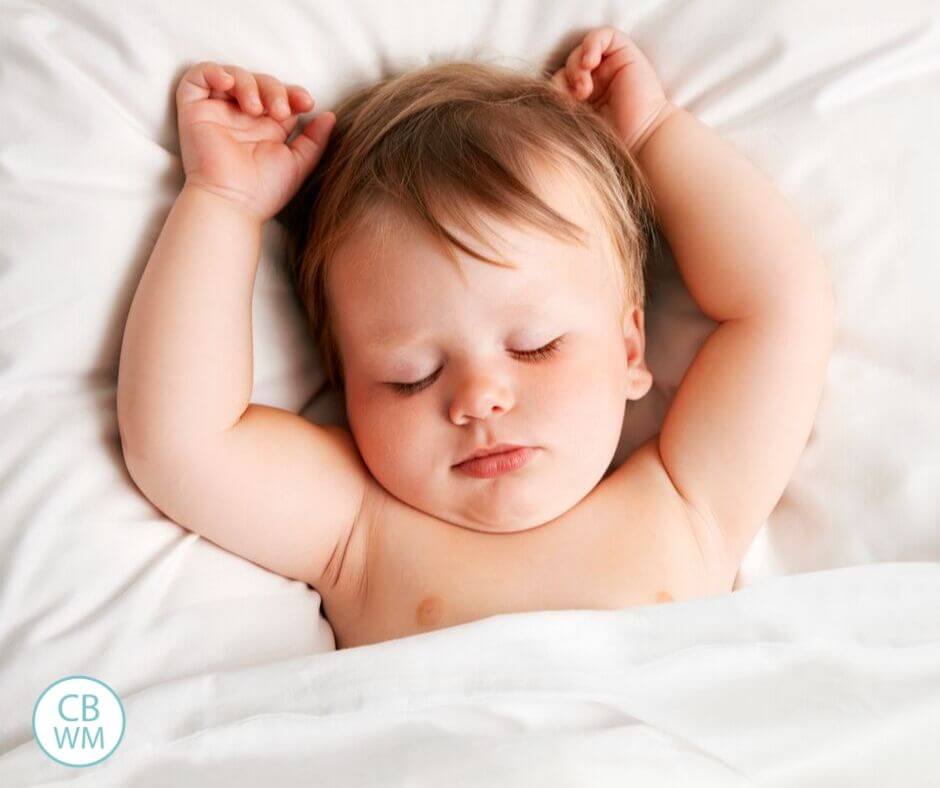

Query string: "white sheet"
[1, 0, 938, 781]
[4, 562, 940, 786]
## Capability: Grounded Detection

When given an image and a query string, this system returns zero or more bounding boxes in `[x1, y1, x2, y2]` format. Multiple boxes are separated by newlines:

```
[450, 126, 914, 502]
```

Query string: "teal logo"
[32, 676, 125, 767]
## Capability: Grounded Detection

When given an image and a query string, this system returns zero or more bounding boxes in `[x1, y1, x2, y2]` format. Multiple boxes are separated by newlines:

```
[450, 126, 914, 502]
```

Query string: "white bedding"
[1, 0, 938, 783]
[4, 562, 939, 786]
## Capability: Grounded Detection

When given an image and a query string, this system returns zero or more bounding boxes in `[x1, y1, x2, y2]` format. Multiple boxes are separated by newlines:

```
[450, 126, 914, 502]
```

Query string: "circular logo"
[33, 676, 125, 767]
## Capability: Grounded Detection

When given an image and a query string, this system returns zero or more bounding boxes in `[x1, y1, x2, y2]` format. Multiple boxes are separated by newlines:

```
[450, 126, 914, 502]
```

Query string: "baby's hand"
[550, 28, 677, 156]
[176, 62, 336, 223]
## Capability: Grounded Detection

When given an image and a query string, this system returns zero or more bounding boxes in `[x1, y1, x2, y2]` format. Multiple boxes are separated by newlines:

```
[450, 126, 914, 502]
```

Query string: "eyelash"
[388, 336, 566, 396]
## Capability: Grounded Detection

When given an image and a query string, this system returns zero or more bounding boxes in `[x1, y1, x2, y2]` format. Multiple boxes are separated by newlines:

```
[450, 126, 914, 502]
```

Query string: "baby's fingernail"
[276, 100, 288, 114]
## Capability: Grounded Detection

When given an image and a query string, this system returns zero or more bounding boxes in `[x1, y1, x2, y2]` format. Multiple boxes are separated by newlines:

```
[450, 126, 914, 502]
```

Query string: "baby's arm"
[558, 30, 835, 577]
[639, 107, 834, 571]
[117, 63, 366, 590]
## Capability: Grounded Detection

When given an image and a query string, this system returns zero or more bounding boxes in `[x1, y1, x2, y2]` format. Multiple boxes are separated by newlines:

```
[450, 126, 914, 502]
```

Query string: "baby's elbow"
[120, 440, 159, 500]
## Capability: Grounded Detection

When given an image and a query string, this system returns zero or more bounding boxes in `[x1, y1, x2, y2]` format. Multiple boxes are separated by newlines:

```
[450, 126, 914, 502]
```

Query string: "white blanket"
[3, 562, 939, 786]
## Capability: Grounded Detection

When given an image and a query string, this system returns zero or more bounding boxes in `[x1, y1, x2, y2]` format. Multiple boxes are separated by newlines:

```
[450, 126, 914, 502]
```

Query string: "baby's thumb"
[289, 112, 336, 179]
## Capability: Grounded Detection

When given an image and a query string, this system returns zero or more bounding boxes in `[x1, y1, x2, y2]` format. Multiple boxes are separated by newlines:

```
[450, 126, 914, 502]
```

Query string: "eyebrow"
[364, 294, 572, 351]
[365, 333, 430, 352]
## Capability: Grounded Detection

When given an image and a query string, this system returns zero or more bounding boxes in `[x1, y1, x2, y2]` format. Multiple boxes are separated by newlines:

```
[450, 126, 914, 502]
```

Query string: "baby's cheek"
[534, 373, 578, 413]
[346, 387, 394, 454]
[549, 346, 626, 433]
[358, 396, 426, 472]
[551, 351, 603, 403]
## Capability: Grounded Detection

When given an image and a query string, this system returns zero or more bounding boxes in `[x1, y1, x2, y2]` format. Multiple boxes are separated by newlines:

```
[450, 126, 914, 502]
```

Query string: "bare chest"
[322, 447, 730, 650]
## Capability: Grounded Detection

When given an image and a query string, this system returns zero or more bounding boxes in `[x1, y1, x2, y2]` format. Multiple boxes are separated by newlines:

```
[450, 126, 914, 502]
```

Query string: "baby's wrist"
[180, 181, 265, 227]
[627, 100, 680, 159]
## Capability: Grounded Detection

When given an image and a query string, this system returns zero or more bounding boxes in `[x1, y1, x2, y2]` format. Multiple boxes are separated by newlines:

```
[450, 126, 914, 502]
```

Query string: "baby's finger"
[288, 111, 336, 185]
[580, 27, 623, 69]
[591, 45, 632, 91]
[285, 85, 315, 113]
[221, 64, 264, 115]
[548, 67, 576, 105]
[565, 42, 587, 93]
[549, 67, 571, 97]
[207, 64, 234, 92]
[177, 61, 234, 106]
[255, 73, 292, 120]
[579, 33, 604, 71]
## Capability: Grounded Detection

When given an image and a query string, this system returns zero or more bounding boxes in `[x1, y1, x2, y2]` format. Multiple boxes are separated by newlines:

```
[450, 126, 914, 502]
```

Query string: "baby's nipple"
[415, 595, 443, 628]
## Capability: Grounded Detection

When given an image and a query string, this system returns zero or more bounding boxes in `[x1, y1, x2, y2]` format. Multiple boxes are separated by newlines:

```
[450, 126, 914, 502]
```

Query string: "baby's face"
[329, 164, 653, 534]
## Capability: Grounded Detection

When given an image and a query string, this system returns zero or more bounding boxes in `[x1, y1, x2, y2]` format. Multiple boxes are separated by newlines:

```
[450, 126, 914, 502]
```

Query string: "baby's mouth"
[452, 447, 538, 478]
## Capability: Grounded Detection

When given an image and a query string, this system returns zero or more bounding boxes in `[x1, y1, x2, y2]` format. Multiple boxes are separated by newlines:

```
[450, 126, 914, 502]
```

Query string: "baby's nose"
[449, 374, 515, 425]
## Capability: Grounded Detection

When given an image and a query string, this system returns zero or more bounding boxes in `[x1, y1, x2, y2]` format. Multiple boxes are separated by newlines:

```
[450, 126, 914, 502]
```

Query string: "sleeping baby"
[117, 27, 834, 649]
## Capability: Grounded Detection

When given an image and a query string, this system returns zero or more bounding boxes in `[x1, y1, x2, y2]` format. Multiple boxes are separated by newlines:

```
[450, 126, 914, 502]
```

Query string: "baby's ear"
[622, 306, 646, 339]
[622, 306, 653, 398]
[628, 368, 654, 401]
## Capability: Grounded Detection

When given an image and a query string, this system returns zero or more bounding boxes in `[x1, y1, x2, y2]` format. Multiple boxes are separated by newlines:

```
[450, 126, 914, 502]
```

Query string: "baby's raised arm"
[117, 63, 368, 590]
[556, 30, 835, 578]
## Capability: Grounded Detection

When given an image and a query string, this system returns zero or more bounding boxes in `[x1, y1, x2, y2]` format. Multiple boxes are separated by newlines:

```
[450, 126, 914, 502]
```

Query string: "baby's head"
[282, 60, 657, 534]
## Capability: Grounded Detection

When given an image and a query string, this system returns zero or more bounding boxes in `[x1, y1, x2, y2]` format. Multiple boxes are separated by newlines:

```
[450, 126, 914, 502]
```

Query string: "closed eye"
[387, 336, 566, 396]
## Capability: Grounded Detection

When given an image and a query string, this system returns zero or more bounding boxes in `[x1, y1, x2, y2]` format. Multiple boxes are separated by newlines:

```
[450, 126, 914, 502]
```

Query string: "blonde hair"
[279, 59, 658, 392]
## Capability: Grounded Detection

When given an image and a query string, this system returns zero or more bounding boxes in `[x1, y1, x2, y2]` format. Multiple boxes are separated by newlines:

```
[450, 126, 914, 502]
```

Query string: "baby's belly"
[323, 481, 727, 650]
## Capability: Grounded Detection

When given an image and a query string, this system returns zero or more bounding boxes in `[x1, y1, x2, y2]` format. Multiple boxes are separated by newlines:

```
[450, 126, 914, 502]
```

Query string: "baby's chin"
[431, 489, 580, 535]
[446, 516, 558, 535]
